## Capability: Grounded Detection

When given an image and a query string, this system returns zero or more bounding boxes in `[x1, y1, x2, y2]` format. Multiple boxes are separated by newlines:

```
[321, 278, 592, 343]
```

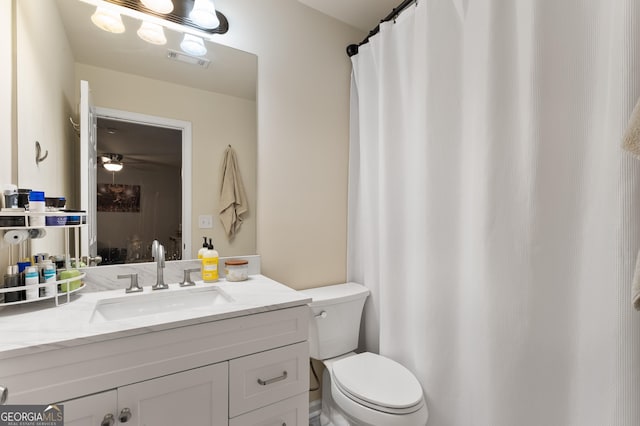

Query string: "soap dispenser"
[197, 237, 208, 259]
[202, 239, 219, 283]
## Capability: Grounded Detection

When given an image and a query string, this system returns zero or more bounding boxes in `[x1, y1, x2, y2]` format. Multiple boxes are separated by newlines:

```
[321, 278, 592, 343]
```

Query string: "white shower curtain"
[348, 1, 640, 425]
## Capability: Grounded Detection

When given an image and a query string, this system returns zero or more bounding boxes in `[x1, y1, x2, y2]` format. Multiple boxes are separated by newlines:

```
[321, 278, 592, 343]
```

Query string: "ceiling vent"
[167, 49, 211, 68]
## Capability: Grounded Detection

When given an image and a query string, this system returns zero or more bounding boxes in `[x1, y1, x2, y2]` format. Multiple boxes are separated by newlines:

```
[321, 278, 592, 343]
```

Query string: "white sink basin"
[90, 286, 234, 323]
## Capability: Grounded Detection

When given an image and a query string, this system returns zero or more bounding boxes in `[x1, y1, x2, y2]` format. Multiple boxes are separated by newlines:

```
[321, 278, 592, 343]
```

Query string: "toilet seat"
[331, 352, 425, 415]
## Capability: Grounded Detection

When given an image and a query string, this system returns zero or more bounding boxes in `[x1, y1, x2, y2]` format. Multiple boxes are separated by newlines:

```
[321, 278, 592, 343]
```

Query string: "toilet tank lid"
[299, 282, 370, 307]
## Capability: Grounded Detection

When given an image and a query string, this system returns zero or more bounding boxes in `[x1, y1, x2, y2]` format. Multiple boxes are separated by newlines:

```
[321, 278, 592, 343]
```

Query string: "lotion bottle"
[25, 266, 39, 300]
[202, 239, 219, 283]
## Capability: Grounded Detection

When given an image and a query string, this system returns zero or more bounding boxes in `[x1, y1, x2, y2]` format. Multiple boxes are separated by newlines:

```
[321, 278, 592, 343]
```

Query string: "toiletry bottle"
[43, 262, 56, 297]
[17, 261, 30, 300]
[202, 239, 219, 283]
[3, 265, 20, 303]
[3, 184, 18, 209]
[24, 266, 39, 300]
[197, 237, 208, 259]
[28, 191, 45, 227]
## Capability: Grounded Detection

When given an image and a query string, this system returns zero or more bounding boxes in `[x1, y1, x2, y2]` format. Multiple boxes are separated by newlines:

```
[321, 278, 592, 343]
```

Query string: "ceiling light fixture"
[140, 0, 174, 14]
[180, 34, 207, 56]
[91, 6, 125, 33]
[137, 21, 167, 45]
[189, 0, 220, 29]
[79, 0, 229, 40]
[101, 153, 124, 172]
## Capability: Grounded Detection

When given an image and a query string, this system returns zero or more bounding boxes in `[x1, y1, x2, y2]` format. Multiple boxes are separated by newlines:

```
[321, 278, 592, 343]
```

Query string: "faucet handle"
[180, 268, 200, 287]
[117, 274, 143, 294]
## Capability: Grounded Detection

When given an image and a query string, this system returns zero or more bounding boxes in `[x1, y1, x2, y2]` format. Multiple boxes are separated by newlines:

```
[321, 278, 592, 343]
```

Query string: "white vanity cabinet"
[1, 304, 310, 426]
[62, 363, 228, 426]
[62, 390, 117, 426]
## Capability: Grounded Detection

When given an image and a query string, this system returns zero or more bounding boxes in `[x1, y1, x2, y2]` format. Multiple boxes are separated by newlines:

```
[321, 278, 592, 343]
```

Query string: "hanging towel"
[632, 250, 640, 311]
[219, 146, 248, 241]
[622, 97, 640, 157]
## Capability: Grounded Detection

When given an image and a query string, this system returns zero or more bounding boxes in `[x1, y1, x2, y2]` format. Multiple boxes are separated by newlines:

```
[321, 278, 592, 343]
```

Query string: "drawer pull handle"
[257, 371, 288, 386]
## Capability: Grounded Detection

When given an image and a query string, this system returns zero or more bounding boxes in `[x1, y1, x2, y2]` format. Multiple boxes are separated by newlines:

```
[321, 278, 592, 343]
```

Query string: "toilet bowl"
[301, 283, 428, 426]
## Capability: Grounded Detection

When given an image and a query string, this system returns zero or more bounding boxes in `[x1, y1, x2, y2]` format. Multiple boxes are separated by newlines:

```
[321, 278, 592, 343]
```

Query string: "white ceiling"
[298, 0, 403, 33]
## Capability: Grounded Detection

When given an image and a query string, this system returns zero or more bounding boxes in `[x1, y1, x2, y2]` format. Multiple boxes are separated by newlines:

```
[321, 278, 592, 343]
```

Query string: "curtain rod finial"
[346, 44, 359, 57]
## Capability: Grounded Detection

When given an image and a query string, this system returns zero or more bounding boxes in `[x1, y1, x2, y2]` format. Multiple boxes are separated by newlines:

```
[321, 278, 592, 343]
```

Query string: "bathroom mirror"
[16, 0, 258, 264]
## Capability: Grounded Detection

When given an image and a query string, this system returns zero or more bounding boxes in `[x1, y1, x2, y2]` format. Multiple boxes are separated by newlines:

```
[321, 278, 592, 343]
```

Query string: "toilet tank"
[300, 283, 370, 360]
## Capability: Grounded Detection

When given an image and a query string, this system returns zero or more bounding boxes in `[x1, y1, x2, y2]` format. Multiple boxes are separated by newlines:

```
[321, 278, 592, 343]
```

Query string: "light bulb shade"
[91, 6, 125, 34]
[101, 153, 124, 172]
[180, 34, 207, 56]
[137, 21, 167, 45]
[189, 0, 220, 29]
[103, 162, 123, 172]
[140, 0, 174, 14]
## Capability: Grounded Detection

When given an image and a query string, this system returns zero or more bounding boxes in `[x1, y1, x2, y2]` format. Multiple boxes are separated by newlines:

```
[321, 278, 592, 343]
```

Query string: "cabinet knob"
[0, 386, 7, 405]
[101, 413, 115, 426]
[118, 408, 132, 423]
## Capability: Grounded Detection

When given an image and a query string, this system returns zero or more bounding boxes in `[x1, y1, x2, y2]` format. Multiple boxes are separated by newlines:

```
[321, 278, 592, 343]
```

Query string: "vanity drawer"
[229, 392, 308, 426]
[229, 341, 309, 417]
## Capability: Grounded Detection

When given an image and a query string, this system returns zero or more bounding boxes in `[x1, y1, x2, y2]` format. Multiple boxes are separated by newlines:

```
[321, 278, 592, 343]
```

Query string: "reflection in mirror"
[16, 0, 257, 265]
[96, 118, 182, 265]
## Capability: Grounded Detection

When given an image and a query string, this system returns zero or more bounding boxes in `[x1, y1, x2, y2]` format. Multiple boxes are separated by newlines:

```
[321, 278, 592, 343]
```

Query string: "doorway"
[94, 108, 192, 264]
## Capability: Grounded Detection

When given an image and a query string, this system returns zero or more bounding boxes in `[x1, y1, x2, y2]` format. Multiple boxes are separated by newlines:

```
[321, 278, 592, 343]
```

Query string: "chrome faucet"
[151, 240, 168, 290]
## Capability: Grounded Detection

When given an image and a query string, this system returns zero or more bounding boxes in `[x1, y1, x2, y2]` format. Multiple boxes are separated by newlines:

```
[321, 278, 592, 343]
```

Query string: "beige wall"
[0, 1, 15, 186]
[16, 0, 75, 198]
[0, 0, 15, 270]
[10, 0, 75, 260]
[214, 0, 364, 289]
[76, 64, 258, 259]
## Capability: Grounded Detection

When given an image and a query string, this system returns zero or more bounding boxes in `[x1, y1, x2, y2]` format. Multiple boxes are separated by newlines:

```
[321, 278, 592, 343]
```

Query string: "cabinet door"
[61, 390, 117, 426]
[117, 362, 228, 426]
[229, 393, 308, 426]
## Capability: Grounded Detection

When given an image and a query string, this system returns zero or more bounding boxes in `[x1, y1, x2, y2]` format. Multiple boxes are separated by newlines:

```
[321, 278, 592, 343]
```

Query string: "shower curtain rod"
[346, 0, 417, 57]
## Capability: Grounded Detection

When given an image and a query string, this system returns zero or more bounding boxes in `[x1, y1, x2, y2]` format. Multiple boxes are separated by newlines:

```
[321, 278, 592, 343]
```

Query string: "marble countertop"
[0, 275, 311, 360]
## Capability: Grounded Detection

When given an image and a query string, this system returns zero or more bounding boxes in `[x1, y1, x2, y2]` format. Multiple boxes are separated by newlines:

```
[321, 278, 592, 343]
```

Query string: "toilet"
[301, 283, 428, 426]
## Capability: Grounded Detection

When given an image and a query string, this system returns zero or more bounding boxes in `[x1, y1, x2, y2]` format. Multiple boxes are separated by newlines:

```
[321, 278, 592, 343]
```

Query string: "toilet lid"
[332, 352, 424, 412]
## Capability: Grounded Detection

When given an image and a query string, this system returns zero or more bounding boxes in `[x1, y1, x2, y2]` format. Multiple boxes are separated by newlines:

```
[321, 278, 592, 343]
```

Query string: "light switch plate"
[198, 214, 213, 229]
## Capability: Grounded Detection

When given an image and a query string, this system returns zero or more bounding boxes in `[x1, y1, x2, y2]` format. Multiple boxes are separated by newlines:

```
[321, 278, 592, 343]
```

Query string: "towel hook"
[35, 141, 48, 165]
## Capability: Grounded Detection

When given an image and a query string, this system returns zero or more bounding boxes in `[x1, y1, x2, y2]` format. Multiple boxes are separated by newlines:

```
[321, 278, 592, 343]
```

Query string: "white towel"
[622, 97, 640, 158]
[632, 250, 640, 311]
[219, 146, 248, 241]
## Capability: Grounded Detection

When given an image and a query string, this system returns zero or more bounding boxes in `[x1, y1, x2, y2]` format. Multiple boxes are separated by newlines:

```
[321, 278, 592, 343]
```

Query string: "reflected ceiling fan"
[99, 152, 181, 172]
[100, 153, 124, 172]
